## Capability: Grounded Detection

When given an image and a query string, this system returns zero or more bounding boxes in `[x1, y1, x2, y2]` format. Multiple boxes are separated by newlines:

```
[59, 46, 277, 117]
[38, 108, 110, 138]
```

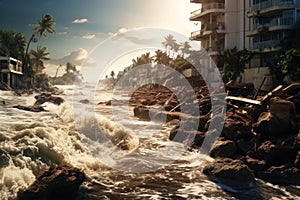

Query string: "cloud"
[46, 48, 95, 66]
[72, 18, 88, 24]
[121, 35, 160, 46]
[82, 34, 96, 39]
[108, 27, 129, 37]
[58, 32, 68, 35]
[109, 29, 161, 46]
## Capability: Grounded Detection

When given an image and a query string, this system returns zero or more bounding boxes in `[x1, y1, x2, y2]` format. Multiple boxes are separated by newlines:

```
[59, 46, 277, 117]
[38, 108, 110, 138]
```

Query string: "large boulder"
[279, 136, 298, 161]
[244, 155, 266, 172]
[209, 140, 237, 158]
[203, 158, 255, 190]
[253, 98, 298, 137]
[18, 165, 87, 200]
[257, 141, 282, 165]
[221, 118, 252, 141]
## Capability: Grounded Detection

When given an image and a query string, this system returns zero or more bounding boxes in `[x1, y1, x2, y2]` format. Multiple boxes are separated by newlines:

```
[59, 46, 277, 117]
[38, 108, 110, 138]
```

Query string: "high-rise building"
[190, 0, 300, 89]
[190, 0, 250, 68]
[247, 0, 300, 67]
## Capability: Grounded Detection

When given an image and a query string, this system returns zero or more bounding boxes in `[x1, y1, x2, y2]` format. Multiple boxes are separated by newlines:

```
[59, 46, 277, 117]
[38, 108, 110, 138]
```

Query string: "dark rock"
[295, 133, 300, 151]
[79, 99, 90, 104]
[198, 115, 211, 131]
[279, 136, 298, 161]
[205, 114, 224, 132]
[257, 141, 282, 165]
[244, 155, 266, 171]
[0, 149, 10, 168]
[203, 158, 255, 190]
[13, 105, 46, 112]
[295, 151, 300, 169]
[18, 165, 87, 200]
[209, 140, 237, 158]
[34, 93, 64, 106]
[257, 165, 300, 185]
[253, 98, 298, 137]
[222, 118, 252, 141]
[237, 139, 254, 155]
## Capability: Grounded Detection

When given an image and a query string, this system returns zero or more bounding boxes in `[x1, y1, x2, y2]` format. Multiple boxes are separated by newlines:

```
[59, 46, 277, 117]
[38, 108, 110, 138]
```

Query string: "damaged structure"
[0, 56, 23, 89]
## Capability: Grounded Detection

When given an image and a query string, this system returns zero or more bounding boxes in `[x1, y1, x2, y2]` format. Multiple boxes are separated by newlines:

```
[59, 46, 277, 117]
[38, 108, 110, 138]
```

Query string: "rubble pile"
[130, 83, 300, 189]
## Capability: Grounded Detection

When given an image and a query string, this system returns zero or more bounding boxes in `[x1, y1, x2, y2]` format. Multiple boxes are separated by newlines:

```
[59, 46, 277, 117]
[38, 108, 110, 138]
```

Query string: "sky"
[0, 0, 200, 81]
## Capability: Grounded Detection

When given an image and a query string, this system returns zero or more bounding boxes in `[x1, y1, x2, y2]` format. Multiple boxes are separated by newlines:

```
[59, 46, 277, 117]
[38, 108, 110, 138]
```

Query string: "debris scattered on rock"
[98, 82, 300, 188]
[34, 93, 64, 106]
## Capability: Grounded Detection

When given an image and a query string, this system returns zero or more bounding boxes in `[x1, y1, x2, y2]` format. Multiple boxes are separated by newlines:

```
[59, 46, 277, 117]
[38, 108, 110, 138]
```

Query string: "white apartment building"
[190, 0, 300, 89]
[247, 0, 300, 67]
[190, 0, 251, 68]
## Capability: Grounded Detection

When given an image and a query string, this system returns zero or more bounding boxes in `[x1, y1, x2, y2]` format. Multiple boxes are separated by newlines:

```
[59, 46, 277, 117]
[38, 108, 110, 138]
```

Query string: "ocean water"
[0, 84, 299, 200]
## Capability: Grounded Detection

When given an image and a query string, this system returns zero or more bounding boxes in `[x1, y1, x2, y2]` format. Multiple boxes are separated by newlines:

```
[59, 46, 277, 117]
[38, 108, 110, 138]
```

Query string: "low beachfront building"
[0, 56, 23, 89]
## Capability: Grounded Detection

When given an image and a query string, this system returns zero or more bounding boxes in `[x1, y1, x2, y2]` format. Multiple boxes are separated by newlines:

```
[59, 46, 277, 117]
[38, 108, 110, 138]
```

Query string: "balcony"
[248, 17, 294, 36]
[248, 0, 295, 17]
[204, 45, 225, 55]
[190, 22, 225, 40]
[190, 3, 225, 21]
[252, 40, 281, 51]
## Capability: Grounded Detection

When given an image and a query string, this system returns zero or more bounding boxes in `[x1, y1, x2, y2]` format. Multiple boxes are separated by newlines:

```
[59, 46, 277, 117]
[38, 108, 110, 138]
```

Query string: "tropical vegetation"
[51, 62, 82, 85]
[221, 47, 254, 82]
[104, 35, 199, 89]
[0, 13, 59, 90]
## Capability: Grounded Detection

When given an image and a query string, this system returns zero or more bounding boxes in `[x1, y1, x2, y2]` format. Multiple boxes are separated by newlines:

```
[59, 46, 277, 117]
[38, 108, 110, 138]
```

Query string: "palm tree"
[0, 43, 9, 57]
[132, 56, 144, 68]
[132, 52, 153, 67]
[154, 50, 171, 66]
[110, 70, 115, 79]
[13, 32, 27, 59]
[23, 13, 55, 87]
[162, 34, 176, 56]
[34, 13, 56, 41]
[171, 42, 180, 58]
[221, 47, 253, 82]
[0, 30, 27, 59]
[29, 46, 50, 75]
[141, 52, 153, 64]
[181, 41, 191, 57]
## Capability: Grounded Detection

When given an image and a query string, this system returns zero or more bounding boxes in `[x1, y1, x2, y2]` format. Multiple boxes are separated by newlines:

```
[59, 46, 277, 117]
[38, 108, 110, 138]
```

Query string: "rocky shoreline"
[128, 83, 300, 190]
[14, 83, 300, 198]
